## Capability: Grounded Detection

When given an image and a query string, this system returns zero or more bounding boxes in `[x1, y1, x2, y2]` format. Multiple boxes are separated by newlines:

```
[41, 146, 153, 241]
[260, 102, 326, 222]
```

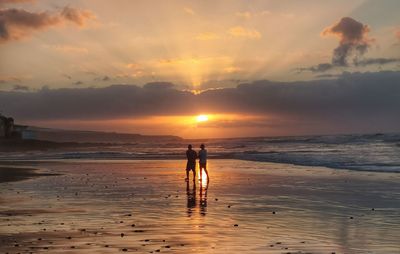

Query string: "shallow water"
[2, 133, 400, 173]
[1, 159, 399, 253]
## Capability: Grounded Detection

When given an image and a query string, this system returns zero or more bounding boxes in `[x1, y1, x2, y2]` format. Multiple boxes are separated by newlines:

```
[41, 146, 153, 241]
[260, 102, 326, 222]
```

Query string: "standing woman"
[198, 144, 210, 182]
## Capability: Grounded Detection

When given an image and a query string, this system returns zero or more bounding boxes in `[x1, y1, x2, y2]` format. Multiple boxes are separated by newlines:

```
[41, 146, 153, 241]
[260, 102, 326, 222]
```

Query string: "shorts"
[199, 162, 207, 169]
[186, 161, 196, 171]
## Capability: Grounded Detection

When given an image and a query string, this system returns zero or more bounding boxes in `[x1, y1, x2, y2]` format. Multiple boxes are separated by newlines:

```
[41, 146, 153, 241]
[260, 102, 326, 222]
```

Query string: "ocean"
[2, 133, 400, 173]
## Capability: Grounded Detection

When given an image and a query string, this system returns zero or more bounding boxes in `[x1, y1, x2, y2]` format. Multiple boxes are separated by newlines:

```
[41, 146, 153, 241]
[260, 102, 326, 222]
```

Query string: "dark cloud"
[322, 17, 372, 66]
[12, 84, 29, 91]
[62, 74, 72, 80]
[314, 73, 339, 79]
[0, 6, 95, 43]
[143, 82, 175, 90]
[73, 81, 83, 86]
[1, 71, 399, 134]
[301, 17, 398, 73]
[94, 75, 111, 82]
[297, 63, 334, 73]
[354, 58, 400, 66]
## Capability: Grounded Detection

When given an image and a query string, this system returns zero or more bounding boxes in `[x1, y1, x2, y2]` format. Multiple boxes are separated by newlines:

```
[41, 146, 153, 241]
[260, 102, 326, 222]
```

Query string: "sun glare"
[196, 115, 209, 122]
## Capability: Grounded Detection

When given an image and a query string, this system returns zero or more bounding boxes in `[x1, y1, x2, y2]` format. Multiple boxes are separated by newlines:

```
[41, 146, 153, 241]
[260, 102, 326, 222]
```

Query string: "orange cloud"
[235, 11, 252, 19]
[0, 6, 95, 43]
[183, 7, 194, 15]
[228, 26, 261, 39]
[195, 32, 219, 41]
[45, 44, 89, 54]
[60, 6, 95, 27]
[223, 66, 242, 73]
[396, 28, 400, 41]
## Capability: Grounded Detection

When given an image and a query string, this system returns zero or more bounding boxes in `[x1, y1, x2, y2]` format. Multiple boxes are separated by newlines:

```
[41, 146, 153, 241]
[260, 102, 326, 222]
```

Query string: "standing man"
[186, 144, 197, 182]
[198, 144, 209, 182]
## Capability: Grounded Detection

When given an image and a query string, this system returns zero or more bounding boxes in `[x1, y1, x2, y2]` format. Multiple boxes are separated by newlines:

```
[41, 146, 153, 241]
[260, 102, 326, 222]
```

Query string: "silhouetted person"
[186, 144, 197, 182]
[198, 144, 209, 182]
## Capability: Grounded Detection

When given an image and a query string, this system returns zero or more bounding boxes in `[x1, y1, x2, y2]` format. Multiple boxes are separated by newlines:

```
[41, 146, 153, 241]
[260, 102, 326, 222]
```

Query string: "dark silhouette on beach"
[185, 144, 197, 182]
[198, 144, 209, 182]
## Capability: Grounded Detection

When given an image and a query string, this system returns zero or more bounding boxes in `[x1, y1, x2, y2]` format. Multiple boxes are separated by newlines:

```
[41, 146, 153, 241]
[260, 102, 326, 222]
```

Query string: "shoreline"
[0, 156, 399, 174]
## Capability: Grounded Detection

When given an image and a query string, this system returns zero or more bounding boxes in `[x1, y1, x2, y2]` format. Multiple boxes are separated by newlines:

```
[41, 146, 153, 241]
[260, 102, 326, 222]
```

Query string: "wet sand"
[0, 159, 399, 253]
[0, 166, 58, 183]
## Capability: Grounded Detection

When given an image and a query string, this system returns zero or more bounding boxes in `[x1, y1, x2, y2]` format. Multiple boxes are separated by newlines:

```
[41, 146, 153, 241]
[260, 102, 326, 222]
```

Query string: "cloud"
[94, 75, 111, 82]
[223, 66, 242, 73]
[300, 17, 398, 72]
[314, 73, 339, 79]
[73, 81, 83, 86]
[321, 17, 372, 66]
[1, 71, 399, 135]
[395, 28, 400, 45]
[12, 84, 29, 91]
[46, 44, 89, 54]
[0, 75, 21, 83]
[297, 63, 334, 73]
[195, 32, 219, 41]
[354, 58, 400, 66]
[235, 11, 252, 19]
[228, 26, 261, 39]
[62, 74, 72, 80]
[0, 0, 35, 6]
[0, 6, 95, 43]
[60, 6, 95, 26]
[183, 7, 194, 15]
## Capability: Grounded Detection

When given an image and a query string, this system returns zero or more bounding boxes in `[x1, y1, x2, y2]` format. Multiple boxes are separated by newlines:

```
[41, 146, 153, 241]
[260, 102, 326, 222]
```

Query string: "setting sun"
[196, 115, 209, 122]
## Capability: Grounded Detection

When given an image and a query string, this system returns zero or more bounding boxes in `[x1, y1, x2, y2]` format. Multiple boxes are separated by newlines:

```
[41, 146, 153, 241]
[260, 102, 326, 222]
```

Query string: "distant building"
[0, 114, 6, 138]
[0, 114, 16, 138]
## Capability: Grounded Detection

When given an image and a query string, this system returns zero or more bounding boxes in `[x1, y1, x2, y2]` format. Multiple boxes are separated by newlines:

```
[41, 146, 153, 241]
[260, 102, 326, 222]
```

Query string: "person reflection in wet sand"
[199, 181, 209, 216]
[186, 180, 209, 217]
[186, 181, 196, 216]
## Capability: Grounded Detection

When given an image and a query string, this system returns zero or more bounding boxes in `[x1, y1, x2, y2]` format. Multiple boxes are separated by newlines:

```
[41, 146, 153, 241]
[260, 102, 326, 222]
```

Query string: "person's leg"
[185, 169, 189, 181]
[199, 164, 203, 181]
[192, 169, 196, 182]
[204, 168, 210, 182]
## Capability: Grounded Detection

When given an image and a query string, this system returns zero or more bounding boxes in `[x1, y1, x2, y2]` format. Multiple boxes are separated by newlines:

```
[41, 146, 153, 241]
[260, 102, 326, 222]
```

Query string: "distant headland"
[0, 114, 182, 151]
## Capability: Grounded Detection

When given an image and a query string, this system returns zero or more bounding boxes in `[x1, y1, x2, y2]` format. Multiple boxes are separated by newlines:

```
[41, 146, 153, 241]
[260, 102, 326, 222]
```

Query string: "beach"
[1, 159, 399, 253]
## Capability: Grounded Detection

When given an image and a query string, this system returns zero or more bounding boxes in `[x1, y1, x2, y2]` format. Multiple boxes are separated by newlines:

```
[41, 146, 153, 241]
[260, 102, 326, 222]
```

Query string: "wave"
[1, 133, 399, 173]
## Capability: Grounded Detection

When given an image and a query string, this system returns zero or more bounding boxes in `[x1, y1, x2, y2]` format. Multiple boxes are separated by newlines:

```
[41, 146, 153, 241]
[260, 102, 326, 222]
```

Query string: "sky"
[0, 0, 400, 138]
